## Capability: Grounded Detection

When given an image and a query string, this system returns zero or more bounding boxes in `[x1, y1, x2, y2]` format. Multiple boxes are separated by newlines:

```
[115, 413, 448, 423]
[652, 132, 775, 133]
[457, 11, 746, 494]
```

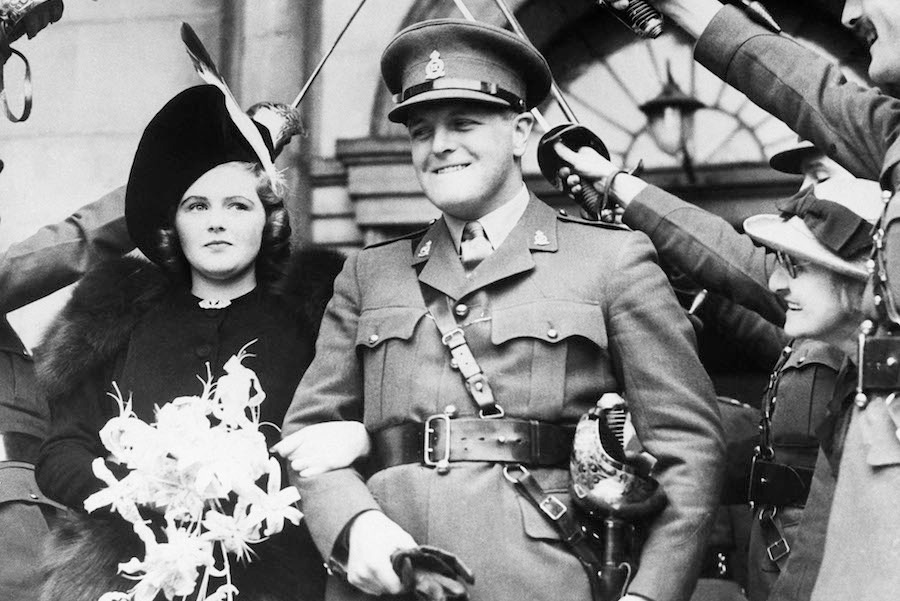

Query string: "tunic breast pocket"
[491, 301, 608, 415]
[355, 307, 428, 422]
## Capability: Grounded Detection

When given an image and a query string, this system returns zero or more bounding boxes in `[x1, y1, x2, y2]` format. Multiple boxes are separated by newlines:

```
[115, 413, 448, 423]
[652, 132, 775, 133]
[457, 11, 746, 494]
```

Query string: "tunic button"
[547, 328, 559, 340]
[368, 333, 380, 344]
[444, 405, 459, 417]
[455, 303, 469, 318]
[796, 356, 806, 365]
[29, 493, 38, 500]
[195, 344, 212, 358]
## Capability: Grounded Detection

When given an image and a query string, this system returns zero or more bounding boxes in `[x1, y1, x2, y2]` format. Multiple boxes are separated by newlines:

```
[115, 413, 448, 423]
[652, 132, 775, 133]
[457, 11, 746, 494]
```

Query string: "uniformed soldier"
[0, 170, 131, 600]
[282, 19, 724, 601]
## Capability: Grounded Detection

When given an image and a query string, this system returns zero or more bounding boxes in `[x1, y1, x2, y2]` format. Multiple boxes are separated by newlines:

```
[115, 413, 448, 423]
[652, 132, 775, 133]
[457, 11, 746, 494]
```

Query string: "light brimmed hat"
[743, 178, 883, 280]
[380, 18, 552, 123]
[125, 85, 275, 266]
[769, 139, 821, 175]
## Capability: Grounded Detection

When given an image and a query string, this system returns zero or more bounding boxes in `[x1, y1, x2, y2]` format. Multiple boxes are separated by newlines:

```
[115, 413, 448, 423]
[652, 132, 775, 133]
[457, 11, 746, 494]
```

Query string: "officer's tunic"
[284, 196, 725, 601]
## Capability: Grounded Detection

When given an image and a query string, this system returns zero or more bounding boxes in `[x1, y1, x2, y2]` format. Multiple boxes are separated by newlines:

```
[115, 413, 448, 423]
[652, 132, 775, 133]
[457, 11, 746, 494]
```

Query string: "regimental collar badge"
[417, 240, 433, 257]
[533, 230, 550, 246]
[425, 50, 445, 80]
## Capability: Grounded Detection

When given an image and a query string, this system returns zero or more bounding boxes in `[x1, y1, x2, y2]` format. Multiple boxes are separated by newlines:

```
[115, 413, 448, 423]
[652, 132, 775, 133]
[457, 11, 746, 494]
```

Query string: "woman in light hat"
[33, 85, 367, 601]
[552, 141, 888, 601]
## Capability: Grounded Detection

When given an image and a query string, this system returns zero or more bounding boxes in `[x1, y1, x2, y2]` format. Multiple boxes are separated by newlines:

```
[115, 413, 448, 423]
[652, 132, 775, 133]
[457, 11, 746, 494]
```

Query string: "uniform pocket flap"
[0, 462, 65, 509]
[355, 307, 428, 349]
[492, 301, 606, 348]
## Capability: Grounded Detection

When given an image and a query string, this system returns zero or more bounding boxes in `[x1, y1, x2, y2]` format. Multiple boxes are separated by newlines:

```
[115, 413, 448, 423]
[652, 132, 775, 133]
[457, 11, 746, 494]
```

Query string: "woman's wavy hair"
[152, 162, 291, 292]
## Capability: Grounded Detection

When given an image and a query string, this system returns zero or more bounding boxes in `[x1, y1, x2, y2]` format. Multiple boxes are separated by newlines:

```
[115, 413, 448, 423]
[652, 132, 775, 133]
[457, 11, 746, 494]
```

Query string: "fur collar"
[36, 248, 345, 406]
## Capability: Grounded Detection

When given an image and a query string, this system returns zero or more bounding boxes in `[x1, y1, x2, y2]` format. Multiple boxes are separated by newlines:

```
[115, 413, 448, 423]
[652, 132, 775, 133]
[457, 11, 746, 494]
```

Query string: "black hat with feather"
[124, 84, 277, 266]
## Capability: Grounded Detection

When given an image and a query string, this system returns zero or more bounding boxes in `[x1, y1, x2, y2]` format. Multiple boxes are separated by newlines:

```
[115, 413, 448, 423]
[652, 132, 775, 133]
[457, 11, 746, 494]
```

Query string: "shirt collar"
[444, 183, 530, 252]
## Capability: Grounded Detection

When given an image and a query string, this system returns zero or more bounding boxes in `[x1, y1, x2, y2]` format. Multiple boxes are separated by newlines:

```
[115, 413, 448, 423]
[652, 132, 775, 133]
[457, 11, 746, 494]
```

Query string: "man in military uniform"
[0, 157, 131, 600]
[282, 19, 724, 601]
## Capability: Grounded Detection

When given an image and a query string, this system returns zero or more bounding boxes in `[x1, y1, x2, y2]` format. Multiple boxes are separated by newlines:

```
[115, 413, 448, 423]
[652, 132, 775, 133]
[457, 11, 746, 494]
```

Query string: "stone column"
[226, 0, 321, 247]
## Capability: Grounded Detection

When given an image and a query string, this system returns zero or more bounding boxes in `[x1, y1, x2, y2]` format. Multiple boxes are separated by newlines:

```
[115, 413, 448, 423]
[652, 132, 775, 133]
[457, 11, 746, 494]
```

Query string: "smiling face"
[406, 101, 534, 220]
[768, 258, 862, 349]
[175, 162, 266, 296]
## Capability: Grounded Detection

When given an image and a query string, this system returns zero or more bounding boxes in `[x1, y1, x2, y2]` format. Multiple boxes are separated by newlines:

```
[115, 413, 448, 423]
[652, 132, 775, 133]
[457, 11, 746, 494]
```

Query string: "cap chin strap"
[395, 78, 525, 113]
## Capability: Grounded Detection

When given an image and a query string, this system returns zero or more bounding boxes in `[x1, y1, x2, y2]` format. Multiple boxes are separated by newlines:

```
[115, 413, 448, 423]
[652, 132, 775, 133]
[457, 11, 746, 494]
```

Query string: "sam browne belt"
[370, 417, 575, 475]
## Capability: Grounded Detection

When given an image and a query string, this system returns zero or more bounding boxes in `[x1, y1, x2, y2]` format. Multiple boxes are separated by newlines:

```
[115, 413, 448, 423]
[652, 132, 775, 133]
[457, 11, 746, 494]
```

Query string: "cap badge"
[425, 50, 445, 80]
[533, 230, 550, 246]
[417, 240, 433, 257]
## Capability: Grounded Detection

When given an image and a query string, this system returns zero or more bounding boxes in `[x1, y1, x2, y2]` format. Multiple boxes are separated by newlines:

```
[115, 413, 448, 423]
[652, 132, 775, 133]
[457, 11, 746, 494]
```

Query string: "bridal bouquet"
[84, 342, 302, 601]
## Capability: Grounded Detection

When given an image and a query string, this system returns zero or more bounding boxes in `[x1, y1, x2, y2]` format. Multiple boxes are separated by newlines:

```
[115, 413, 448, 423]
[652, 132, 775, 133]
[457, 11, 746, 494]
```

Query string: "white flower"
[246, 458, 302, 537]
[84, 459, 143, 524]
[119, 521, 214, 601]
[202, 504, 261, 562]
[211, 341, 265, 428]
[91, 343, 298, 601]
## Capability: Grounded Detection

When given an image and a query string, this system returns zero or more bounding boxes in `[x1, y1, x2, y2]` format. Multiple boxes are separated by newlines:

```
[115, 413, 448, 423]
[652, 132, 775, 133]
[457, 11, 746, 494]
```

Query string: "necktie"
[460, 221, 492, 272]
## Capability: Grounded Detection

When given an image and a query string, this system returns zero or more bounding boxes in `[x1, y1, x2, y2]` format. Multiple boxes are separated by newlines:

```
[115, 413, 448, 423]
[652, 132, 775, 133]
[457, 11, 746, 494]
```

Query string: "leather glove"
[390, 545, 475, 601]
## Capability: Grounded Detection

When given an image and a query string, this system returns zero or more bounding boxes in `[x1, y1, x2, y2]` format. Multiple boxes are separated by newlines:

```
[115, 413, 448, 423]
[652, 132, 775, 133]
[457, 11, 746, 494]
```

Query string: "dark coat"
[284, 195, 725, 601]
[34, 248, 345, 601]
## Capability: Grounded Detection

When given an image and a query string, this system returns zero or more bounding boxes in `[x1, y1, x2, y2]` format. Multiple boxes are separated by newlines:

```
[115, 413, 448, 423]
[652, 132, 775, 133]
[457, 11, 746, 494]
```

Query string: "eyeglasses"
[774, 250, 810, 279]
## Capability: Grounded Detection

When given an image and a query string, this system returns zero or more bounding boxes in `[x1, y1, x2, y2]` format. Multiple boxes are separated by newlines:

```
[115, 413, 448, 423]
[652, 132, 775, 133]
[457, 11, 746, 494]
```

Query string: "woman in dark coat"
[33, 85, 360, 601]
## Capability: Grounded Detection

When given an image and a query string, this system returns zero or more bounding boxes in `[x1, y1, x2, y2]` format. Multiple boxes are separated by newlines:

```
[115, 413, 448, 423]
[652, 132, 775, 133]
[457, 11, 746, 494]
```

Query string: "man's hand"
[272, 421, 371, 478]
[346, 510, 417, 596]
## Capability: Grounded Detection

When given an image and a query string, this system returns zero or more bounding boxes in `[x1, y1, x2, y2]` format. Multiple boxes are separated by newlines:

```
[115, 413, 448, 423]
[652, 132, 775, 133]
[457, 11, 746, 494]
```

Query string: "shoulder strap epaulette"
[363, 223, 432, 249]
[556, 210, 630, 231]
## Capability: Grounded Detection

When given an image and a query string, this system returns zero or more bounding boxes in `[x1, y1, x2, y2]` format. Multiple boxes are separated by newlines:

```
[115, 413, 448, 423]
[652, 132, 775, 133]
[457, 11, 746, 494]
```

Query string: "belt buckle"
[539, 495, 568, 521]
[424, 413, 452, 474]
[441, 328, 466, 348]
[767, 537, 790, 563]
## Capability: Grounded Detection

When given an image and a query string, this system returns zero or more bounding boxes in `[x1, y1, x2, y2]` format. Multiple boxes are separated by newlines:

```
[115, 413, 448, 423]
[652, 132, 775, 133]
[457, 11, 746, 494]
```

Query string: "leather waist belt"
[370, 417, 575, 475]
[0, 432, 42, 464]
[748, 457, 814, 507]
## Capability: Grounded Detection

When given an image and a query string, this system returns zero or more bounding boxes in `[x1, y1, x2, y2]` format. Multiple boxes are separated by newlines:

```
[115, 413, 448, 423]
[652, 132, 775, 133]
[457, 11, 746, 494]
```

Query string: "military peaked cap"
[381, 18, 552, 123]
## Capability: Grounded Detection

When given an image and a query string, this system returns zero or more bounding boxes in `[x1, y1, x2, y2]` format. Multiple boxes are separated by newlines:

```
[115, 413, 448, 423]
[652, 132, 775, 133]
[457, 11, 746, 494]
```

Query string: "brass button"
[455, 303, 469, 317]
[368, 333, 380, 344]
[796, 356, 805, 364]
[444, 405, 459, 417]
[29, 493, 38, 500]
[547, 328, 559, 339]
